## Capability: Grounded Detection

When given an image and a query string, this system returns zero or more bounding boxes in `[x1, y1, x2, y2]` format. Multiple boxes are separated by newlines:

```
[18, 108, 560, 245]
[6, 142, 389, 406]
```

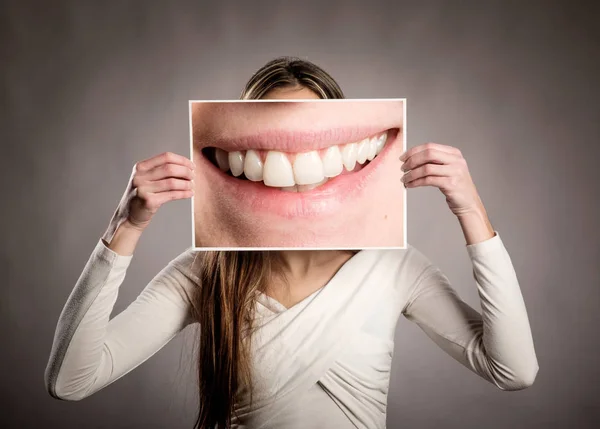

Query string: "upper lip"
[192, 99, 404, 155]
[197, 125, 399, 153]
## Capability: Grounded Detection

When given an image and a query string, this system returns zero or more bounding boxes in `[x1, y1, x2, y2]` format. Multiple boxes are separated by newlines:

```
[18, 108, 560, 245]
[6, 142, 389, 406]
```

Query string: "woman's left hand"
[400, 143, 484, 217]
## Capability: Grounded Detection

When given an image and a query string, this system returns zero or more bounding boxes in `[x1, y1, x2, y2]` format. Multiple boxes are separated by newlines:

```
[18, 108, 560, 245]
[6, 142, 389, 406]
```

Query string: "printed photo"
[190, 99, 406, 249]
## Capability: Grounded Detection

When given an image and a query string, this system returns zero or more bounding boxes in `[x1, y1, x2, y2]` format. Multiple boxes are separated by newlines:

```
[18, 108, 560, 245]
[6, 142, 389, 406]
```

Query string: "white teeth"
[322, 145, 344, 177]
[228, 151, 245, 177]
[293, 151, 325, 185]
[376, 133, 387, 155]
[243, 149, 263, 181]
[356, 138, 370, 164]
[341, 143, 357, 171]
[297, 177, 328, 192]
[215, 148, 230, 171]
[263, 151, 295, 187]
[279, 178, 329, 193]
[216, 131, 389, 189]
[367, 137, 378, 161]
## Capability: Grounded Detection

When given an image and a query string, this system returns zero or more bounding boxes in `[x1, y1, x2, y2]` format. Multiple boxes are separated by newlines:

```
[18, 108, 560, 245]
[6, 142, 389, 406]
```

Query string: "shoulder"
[151, 248, 202, 305]
[165, 247, 202, 284]
[360, 244, 438, 286]
[362, 244, 436, 272]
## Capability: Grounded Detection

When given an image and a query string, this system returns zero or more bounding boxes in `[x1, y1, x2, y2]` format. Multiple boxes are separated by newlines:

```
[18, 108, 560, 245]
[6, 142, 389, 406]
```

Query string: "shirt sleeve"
[44, 240, 199, 401]
[402, 233, 539, 391]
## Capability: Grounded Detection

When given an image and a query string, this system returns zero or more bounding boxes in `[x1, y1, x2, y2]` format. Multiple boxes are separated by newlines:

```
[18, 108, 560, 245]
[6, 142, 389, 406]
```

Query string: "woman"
[45, 57, 538, 429]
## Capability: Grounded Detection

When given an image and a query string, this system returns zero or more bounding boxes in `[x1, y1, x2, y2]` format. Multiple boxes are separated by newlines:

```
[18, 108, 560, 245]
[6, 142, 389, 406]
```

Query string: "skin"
[191, 90, 405, 248]
[246, 87, 360, 306]
[103, 85, 494, 309]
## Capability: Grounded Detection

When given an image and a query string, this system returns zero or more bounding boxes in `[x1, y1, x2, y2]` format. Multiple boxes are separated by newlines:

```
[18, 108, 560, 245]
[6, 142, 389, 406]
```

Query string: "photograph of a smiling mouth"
[201, 127, 398, 193]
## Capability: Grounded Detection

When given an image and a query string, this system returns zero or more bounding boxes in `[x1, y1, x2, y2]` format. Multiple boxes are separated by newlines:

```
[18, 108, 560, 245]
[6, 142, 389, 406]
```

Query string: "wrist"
[455, 204, 495, 245]
[455, 203, 486, 222]
[103, 218, 144, 256]
[121, 218, 147, 233]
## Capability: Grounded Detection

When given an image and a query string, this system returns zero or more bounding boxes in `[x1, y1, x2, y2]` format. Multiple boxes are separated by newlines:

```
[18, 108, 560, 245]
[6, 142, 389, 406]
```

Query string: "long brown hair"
[190, 57, 344, 429]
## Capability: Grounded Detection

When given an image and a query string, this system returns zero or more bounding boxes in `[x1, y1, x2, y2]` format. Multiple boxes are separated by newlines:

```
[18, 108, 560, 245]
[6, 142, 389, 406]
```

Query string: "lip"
[197, 128, 400, 219]
[196, 125, 397, 153]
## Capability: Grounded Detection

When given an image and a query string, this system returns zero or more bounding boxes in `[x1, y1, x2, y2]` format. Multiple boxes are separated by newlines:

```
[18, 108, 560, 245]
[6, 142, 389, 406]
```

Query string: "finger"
[400, 142, 461, 162]
[136, 189, 194, 210]
[151, 190, 195, 206]
[404, 175, 447, 189]
[402, 164, 454, 183]
[136, 152, 195, 173]
[401, 148, 461, 172]
[136, 163, 195, 185]
[138, 178, 194, 194]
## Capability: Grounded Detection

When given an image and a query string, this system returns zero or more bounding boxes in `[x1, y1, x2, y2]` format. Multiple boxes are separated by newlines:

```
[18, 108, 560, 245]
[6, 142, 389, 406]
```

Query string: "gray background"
[2, 0, 599, 428]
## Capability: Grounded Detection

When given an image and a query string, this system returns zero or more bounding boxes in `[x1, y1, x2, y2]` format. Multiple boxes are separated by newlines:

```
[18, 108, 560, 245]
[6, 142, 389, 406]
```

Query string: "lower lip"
[198, 130, 398, 219]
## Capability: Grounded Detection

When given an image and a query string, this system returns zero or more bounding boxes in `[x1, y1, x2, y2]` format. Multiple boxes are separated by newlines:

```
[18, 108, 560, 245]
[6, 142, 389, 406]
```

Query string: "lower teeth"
[280, 178, 329, 192]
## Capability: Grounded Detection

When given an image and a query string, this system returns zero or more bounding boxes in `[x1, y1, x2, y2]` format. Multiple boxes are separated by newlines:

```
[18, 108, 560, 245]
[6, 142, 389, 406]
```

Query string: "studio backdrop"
[2, 1, 599, 428]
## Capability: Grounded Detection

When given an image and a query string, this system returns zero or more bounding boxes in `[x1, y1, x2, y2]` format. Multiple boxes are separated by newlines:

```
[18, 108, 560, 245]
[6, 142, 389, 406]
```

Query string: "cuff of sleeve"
[466, 231, 504, 258]
[93, 239, 133, 270]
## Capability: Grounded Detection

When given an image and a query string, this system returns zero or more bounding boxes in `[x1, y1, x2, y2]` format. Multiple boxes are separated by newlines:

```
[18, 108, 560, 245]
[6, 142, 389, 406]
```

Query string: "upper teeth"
[215, 132, 388, 188]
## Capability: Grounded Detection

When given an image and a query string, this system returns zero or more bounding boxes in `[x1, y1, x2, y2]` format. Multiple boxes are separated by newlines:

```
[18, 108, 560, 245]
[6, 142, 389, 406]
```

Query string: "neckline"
[256, 287, 323, 313]
[256, 250, 364, 314]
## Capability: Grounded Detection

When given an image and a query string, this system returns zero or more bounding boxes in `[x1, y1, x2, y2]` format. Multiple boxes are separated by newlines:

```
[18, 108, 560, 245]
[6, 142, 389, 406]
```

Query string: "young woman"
[45, 57, 538, 429]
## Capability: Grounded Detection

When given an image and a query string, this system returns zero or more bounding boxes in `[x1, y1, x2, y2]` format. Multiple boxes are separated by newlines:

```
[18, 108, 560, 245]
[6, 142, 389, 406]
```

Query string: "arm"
[402, 233, 539, 391]
[400, 142, 538, 389]
[44, 240, 198, 400]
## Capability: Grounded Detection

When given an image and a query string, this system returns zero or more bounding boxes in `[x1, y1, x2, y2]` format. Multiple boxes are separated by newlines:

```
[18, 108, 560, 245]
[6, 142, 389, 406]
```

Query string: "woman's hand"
[400, 142, 494, 244]
[400, 143, 482, 216]
[126, 152, 195, 230]
[102, 152, 195, 255]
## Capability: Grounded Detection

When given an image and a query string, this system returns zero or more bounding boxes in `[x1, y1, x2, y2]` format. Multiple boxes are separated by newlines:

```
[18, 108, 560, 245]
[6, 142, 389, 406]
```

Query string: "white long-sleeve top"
[45, 233, 538, 428]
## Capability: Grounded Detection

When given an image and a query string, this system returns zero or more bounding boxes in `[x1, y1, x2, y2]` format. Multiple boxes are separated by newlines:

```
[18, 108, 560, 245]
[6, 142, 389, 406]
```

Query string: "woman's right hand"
[126, 152, 195, 230]
[102, 152, 195, 254]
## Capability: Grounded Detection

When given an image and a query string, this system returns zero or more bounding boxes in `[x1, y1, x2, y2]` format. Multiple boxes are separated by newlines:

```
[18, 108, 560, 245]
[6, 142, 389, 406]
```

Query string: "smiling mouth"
[201, 130, 390, 192]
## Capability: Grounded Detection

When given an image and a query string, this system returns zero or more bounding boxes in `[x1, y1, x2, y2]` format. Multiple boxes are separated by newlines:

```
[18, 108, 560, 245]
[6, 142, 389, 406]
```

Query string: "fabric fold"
[234, 249, 400, 428]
